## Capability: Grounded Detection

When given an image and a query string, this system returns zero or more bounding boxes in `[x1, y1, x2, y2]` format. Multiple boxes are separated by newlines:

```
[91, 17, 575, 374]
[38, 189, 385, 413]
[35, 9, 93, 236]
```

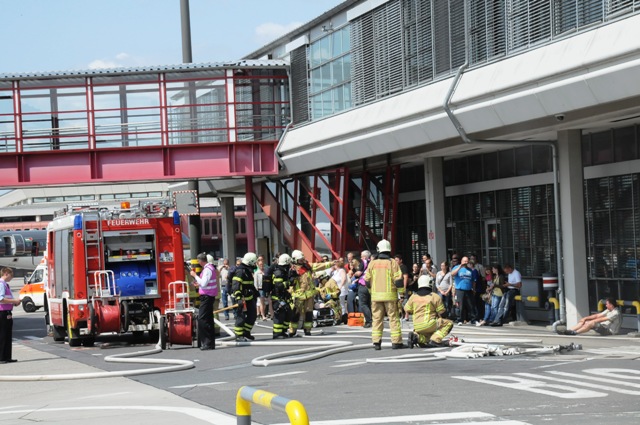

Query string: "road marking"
[517, 372, 640, 396]
[453, 374, 607, 398]
[24, 336, 43, 340]
[454, 368, 640, 399]
[332, 361, 366, 368]
[13, 328, 44, 332]
[272, 411, 529, 425]
[256, 371, 305, 379]
[169, 382, 227, 389]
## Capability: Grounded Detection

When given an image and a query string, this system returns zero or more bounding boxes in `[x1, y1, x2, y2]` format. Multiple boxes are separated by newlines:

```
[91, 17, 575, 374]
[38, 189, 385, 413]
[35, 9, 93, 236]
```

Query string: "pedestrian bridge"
[0, 60, 288, 186]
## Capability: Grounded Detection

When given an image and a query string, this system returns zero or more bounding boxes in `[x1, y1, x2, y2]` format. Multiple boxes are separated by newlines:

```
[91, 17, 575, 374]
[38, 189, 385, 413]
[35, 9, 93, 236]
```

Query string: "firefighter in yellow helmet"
[317, 268, 342, 325]
[288, 250, 333, 336]
[405, 274, 453, 348]
[364, 239, 403, 350]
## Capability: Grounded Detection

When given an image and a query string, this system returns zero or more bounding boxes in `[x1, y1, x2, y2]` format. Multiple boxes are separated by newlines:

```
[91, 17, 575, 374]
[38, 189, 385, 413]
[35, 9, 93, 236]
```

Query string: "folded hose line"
[0, 346, 195, 382]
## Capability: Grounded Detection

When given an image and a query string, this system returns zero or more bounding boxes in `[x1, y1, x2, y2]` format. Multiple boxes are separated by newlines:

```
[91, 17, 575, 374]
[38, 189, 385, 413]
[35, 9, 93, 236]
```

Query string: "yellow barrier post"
[548, 297, 559, 322]
[236, 386, 309, 425]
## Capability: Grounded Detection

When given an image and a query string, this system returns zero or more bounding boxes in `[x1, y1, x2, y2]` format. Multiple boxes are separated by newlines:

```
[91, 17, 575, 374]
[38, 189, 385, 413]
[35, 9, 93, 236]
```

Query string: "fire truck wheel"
[159, 315, 168, 350]
[82, 337, 95, 347]
[52, 325, 65, 342]
[21, 297, 37, 313]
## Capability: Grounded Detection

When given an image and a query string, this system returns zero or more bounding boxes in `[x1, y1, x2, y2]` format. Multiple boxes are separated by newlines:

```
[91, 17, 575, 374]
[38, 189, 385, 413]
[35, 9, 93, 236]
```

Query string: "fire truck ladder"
[83, 211, 104, 277]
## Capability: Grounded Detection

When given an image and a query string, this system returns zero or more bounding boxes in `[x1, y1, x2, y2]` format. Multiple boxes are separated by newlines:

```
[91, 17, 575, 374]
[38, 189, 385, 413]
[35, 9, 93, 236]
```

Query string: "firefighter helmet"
[278, 253, 292, 266]
[377, 239, 392, 253]
[418, 274, 434, 289]
[291, 250, 305, 263]
[242, 252, 258, 267]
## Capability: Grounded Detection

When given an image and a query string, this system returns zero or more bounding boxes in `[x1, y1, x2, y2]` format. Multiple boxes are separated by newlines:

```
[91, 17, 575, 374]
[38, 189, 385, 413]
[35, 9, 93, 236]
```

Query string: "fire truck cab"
[45, 201, 192, 347]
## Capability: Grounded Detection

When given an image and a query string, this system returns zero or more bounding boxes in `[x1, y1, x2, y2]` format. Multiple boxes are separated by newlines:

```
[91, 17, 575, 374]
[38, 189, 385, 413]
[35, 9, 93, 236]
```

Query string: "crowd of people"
[189, 245, 621, 350]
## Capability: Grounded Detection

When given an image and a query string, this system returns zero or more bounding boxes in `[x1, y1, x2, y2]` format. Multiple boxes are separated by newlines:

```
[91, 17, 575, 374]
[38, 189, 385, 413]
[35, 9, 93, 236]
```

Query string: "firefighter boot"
[407, 331, 416, 349]
[243, 331, 255, 341]
[373, 342, 381, 351]
[304, 329, 312, 336]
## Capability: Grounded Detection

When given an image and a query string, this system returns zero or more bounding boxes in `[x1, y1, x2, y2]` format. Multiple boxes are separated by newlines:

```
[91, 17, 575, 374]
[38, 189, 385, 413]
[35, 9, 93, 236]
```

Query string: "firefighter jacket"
[229, 263, 257, 301]
[404, 290, 445, 333]
[364, 254, 402, 302]
[319, 277, 340, 300]
[290, 261, 332, 301]
[264, 265, 291, 302]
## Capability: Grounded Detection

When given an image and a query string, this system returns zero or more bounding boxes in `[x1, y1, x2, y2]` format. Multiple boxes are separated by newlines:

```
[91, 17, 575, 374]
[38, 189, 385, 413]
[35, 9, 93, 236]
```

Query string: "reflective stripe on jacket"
[404, 292, 445, 332]
[364, 256, 402, 302]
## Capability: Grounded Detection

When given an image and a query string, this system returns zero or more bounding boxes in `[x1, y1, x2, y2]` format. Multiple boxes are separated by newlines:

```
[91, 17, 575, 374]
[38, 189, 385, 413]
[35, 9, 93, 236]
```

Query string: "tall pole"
[180, 0, 201, 259]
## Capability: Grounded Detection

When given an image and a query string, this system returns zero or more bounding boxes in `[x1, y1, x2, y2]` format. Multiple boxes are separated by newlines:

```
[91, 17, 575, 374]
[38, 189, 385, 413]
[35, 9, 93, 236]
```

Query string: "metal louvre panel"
[607, 0, 635, 16]
[450, 0, 466, 69]
[373, 0, 404, 97]
[433, 0, 452, 75]
[290, 46, 309, 124]
[351, 14, 376, 105]
[402, 0, 433, 86]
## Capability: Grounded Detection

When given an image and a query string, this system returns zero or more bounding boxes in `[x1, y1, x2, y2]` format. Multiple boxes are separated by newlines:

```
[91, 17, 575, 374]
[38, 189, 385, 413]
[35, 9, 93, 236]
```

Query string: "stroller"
[312, 302, 336, 327]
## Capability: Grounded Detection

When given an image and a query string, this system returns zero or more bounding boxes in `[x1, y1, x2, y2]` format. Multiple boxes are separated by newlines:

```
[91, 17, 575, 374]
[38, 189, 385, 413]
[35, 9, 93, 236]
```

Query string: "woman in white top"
[332, 259, 348, 316]
[435, 261, 453, 317]
[254, 258, 267, 321]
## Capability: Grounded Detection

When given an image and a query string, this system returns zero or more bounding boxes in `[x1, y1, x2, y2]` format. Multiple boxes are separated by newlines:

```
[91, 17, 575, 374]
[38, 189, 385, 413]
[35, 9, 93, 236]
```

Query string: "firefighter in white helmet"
[288, 250, 333, 336]
[229, 252, 258, 341]
[263, 253, 294, 339]
[364, 239, 403, 350]
[405, 275, 453, 348]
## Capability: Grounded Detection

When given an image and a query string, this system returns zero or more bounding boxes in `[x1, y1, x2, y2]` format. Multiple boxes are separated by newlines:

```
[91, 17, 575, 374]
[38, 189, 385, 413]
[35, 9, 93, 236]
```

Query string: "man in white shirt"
[560, 297, 622, 335]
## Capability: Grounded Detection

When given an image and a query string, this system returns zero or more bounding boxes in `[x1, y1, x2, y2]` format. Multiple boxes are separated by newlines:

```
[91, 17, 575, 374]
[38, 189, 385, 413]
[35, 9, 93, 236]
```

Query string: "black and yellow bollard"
[236, 386, 309, 425]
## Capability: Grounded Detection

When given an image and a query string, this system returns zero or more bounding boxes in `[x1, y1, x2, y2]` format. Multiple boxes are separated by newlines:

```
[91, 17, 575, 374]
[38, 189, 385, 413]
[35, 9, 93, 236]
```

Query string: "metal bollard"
[236, 386, 309, 425]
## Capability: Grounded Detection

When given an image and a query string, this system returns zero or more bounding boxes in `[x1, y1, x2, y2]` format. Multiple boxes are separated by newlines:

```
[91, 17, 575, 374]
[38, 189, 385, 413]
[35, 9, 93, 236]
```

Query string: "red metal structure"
[253, 166, 400, 261]
[0, 61, 288, 186]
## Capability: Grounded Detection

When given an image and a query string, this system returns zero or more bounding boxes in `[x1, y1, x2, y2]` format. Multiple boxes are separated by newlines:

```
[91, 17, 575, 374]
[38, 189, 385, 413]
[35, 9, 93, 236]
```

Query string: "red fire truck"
[45, 200, 196, 347]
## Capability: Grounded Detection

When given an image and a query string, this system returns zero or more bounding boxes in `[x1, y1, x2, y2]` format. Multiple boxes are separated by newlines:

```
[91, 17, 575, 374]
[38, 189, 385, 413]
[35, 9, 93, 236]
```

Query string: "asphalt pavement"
[3, 279, 640, 425]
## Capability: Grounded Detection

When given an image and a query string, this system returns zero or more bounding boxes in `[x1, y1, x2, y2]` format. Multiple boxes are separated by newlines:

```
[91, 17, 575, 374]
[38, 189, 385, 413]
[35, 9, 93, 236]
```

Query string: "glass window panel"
[591, 130, 613, 165]
[613, 126, 637, 162]
[322, 91, 332, 116]
[499, 149, 515, 179]
[310, 68, 322, 94]
[320, 63, 332, 91]
[343, 84, 352, 109]
[483, 152, 498, 180]
[468, 156, 482, 183]
[332, 57, 344, 84]
[532, 145, 552, 173]
[319, 36, 331, 63]
[310, 43, 321, 68]
[331, 31, 343, 57]
[515, 146, 532, 176]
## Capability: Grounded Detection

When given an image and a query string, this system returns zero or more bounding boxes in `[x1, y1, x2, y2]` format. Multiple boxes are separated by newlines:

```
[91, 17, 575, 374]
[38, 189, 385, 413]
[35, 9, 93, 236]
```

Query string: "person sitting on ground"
[405, 275, 453, 349]
[559, 297, 621, 336]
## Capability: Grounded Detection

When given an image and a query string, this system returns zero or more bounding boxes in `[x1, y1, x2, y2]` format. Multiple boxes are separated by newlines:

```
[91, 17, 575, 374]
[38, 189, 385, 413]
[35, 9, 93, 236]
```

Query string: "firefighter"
[230, 252, 258, 341]
[364, 239, 403, 350]
[318, 273, 342, 325]
[405, 275, 453, 348]
[288, 250, 333, 337]
[264, 253, 293, 339]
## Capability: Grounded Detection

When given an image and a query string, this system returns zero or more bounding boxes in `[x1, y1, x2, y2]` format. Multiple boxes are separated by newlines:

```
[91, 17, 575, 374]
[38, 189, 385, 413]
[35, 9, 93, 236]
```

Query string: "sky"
[1, 0, 346, 74]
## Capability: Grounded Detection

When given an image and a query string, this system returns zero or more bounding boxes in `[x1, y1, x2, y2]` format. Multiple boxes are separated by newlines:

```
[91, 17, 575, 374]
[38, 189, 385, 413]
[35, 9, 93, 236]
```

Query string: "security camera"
[555, 114, 565, 122]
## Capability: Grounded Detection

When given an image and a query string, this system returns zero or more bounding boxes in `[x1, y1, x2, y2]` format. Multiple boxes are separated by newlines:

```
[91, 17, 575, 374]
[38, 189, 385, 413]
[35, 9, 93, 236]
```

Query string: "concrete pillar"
[424, 158, 447, 265]
[557, 130, 589, 327]
[220, 197, 236, 262]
